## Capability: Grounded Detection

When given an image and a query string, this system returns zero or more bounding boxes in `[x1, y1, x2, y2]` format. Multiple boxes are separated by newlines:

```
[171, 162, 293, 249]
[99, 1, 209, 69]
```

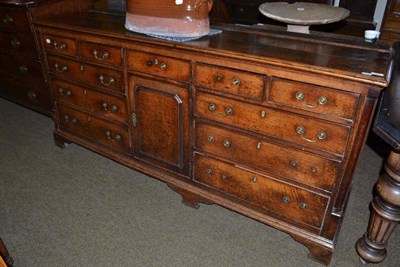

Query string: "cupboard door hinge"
[132, 112, 137, 127]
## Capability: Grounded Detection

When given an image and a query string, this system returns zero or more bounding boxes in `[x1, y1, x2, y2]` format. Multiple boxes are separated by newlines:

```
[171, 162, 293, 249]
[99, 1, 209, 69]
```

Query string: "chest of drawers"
[0, 0, 93, 115]
[34, 12, 391, 265]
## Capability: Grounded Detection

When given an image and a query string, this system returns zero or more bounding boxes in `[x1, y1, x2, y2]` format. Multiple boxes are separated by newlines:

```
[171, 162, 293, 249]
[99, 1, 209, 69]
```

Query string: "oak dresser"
[34, 11, 392, 265]
[0, 0, 93, 116]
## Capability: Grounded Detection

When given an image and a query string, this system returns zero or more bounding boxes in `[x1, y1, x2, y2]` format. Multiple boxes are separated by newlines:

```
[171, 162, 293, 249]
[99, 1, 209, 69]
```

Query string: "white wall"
[333, 0, 388, 30]
[374, 0, 388, 30]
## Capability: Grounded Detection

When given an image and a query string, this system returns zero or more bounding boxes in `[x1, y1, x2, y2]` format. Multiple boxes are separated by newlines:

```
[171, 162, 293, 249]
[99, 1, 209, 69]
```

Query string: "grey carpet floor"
[0, 97, 399, 267]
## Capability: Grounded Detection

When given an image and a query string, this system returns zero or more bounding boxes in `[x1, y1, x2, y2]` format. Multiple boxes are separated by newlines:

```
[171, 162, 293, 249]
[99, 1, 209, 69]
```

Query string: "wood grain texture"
[0, 0, 94, 116]
[34, 10, 392, 265]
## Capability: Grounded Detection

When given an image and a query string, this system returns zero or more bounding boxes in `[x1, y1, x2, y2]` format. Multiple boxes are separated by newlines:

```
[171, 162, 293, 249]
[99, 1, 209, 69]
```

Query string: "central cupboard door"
[129, 75, 190, 175]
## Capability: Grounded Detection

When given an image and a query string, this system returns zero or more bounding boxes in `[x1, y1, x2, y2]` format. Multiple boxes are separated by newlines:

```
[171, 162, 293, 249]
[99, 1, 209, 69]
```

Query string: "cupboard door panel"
[129, 75, 190, 174]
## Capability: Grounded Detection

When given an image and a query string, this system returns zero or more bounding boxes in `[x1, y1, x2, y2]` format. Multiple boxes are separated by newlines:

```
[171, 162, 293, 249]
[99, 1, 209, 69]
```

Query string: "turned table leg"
[356, 150, 400, 264]
[0, 238, 13, 267]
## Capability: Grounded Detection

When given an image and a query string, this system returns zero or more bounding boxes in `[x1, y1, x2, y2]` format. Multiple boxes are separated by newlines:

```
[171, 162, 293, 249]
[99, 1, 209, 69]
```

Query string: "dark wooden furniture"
[0, 238, 13, 267]
[211, 0, 331, 24]
[210, 0, 377, 36]
[339, 0, 377, 25]
[34, 11, 391, 265]
[380, 0, 400, 45]
[0, 0, 93, 116]
[356, 42, 400, 264]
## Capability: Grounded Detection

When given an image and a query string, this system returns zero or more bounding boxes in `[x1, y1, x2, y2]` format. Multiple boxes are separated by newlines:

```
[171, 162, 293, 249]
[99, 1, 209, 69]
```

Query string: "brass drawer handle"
[19, 65, 28, 73]
[64, 114, 77, 124]
[296, 126, 326, 143]
[208, 103, 234, 118]
[223, 139, 231, 148]
[256, 142, 262, 149]
[232, 78, 241, 86]
[93, 49, 109, 61]
[102, 101, 118, 112]
[54, 63, 68, 73]
[58, 87, 72, 97]
[300, 203, 308, 209]
[207, 168, 213, 175]
[260, 110, 267, 118]
[207, 135, 215, 143]
[98, 75, 115, 86]
[27, 91, 37, 100]
[225, 107, 233, 115]
[53, 41, 67, 51]
[147, 58, 167, 70]
[283, 196, 290, 203]
[3, 14, 13, 24]
[252, 176, 257, 183]
[295, 91, 328, 109]
[105, 130, 122, 141]
[11, 38, 20, 48]
[160, 62, 167, 70]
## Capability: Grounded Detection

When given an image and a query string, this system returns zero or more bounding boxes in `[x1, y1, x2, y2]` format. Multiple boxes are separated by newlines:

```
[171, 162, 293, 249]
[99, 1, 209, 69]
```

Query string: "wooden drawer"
[0, 7, 30, 31]
[52, 79, 128, 124]
[79, 41, 122, 66]
[0, 54, 45, 83]
[194, 63, 265, 100]
[195, 91, 350, 155]
[269, 79, 359, 120]
[0, 32, 37, 56]
[195, 123, 339, 191]
[57, 104, 131, 154]
[43, 34, 77, 57]
[194, 153, 329, 228]
[0, 77, 51, 112]
[47, 55, 123, 92]
[127, 50, 191, 82]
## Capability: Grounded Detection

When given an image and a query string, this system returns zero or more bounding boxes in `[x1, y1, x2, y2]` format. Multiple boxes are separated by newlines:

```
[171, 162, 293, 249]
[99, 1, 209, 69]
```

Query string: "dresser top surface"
[34, 11, 392, 87]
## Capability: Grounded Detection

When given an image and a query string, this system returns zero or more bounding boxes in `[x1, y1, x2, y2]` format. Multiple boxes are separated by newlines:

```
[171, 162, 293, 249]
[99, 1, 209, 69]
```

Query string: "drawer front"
[196, 123, 338, 191]
[0, 54, 45, 83]
[47, 55, 123, 92]
[195, 91, 350, 155]
[195, 63, 265, 100]
[57, 104, 131, 154]
[0, 77, 51, 112]
[194, 154, 329, 228]
[127, 50, 191, 81]
[43, 34, 77, 57]
[80, 41, 122, 66]
[0, 7, 30, 31]
[269, 79, 359, 120]
[0, 32, 37, 56]
[52, 79, 128, 124]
